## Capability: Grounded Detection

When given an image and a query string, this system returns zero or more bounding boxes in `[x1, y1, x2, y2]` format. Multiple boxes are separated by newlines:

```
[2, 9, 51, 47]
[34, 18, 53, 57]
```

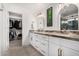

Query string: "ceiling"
[6, 3, 50, 14]
[11, 3, 78, 17]
[5, 3, 57, 16]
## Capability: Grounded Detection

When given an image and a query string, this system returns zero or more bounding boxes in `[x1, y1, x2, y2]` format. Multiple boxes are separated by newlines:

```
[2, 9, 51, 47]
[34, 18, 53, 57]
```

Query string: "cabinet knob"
[60, 48, 62, 56]
[60, 48, 63, 56]
[58, 48, 60, 56]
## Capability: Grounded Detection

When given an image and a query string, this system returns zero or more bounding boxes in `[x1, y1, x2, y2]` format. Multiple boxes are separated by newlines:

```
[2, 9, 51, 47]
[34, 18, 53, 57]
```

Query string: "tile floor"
[2, 39, 43, 56]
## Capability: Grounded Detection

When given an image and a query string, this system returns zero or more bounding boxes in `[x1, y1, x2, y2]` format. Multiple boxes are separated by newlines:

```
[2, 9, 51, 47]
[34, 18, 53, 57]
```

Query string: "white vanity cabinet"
[30, 32, 79, 56]
[30, 32, 48, 56]
[49, 36, 79, 56]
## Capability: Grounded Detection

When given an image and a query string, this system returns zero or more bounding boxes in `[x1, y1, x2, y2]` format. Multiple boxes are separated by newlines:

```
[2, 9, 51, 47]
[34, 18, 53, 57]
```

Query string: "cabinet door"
[49, 36, 60, 56]
[49, 42, 60, 56]
[30, 33, 36, 47]
[60, 38, 79, 56]
[62, 46, 79, 56]
[49, 36, 60, 45]
[61, 38, 79, 52]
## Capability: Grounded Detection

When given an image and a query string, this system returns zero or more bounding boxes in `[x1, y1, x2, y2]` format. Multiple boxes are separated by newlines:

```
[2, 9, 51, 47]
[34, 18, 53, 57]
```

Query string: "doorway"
[9, 11, 22, 47]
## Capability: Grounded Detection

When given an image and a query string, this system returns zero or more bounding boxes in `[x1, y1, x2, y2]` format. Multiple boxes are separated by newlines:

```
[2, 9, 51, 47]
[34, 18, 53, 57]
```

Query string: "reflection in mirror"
[60, 4, 78, 30]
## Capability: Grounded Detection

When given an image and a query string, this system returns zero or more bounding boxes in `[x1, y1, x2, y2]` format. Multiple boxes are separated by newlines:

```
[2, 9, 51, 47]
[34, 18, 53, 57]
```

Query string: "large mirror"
[60, 4, 78, 30]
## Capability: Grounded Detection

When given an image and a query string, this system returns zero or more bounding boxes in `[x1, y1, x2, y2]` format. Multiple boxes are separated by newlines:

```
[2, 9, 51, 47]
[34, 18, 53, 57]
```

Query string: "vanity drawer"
[38, 34, 48, 41]
[49, 36, 60, 45]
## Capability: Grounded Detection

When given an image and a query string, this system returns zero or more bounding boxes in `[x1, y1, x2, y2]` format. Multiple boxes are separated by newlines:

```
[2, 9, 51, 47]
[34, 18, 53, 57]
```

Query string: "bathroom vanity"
[29, 30, 79, 56]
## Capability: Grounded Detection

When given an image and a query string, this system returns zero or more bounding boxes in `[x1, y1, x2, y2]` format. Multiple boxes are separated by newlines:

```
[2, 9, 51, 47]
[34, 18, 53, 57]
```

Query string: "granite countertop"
[30, 30, 79, 41]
